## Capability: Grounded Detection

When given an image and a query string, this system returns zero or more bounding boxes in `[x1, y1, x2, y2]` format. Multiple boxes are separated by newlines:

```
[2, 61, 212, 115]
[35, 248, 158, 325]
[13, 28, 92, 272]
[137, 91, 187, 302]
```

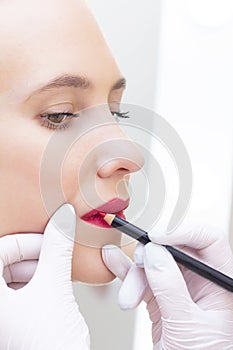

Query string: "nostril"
[97, 161, 128, 178]
[118, 167, 129, 172]
[97, 159, 143, 178]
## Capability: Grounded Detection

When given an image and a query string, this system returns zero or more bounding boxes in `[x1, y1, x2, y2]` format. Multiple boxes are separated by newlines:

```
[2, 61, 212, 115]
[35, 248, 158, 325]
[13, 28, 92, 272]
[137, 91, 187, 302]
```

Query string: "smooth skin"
[0, 0, 144, 283]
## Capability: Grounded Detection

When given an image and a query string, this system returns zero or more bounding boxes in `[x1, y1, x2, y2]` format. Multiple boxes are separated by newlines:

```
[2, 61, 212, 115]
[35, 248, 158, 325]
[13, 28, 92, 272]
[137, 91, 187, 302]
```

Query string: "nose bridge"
[78, 103, 145, 176]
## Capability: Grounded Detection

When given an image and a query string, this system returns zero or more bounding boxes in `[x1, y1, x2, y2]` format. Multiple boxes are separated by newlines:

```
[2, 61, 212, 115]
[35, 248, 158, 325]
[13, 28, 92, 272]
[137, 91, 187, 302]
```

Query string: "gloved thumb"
[102, 245, 133, 281]
[31, 203, 76, 286]
[102, 245, 148, 309]
[143, 242, 197, 320]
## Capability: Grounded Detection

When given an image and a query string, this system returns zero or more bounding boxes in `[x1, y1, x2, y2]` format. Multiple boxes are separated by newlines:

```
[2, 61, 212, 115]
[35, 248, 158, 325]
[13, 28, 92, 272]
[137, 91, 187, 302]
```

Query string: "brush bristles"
[103, 213, 116, 225]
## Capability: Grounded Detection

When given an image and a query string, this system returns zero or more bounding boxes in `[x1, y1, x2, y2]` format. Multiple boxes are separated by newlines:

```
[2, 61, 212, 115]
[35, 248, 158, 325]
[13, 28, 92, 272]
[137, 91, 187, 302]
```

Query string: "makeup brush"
[103, 213, 233, 293]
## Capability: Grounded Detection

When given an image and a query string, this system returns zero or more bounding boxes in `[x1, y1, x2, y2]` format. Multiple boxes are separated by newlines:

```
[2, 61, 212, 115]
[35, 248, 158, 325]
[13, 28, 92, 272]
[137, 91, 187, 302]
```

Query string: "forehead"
[0, 0, 121, 95]
[0, 0, 94, 51]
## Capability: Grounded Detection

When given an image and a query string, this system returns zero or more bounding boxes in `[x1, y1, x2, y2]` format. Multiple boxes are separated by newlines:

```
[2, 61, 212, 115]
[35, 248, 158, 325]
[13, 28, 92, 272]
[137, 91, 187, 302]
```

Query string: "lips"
[81, 198, 129, 228]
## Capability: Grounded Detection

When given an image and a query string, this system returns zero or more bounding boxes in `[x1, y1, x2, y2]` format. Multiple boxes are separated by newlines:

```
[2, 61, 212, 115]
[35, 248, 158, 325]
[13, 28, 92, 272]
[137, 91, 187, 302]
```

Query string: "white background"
[73, 1, 233, 349]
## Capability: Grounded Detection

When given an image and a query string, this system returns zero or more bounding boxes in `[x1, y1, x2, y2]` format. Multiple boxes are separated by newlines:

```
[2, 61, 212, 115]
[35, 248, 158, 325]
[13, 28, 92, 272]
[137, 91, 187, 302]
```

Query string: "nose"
[97, 132, 145, 179]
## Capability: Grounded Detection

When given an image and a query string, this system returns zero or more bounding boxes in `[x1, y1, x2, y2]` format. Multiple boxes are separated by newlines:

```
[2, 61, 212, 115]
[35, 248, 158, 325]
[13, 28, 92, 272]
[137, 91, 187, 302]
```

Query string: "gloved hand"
[1, 232, 42, 290]
[0, 203, 90, 350]
[102, 224, 233, 349]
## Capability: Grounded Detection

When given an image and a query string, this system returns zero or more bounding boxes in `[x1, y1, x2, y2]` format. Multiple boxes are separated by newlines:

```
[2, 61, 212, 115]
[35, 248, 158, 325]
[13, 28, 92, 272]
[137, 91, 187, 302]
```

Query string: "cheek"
[0, 117, 51, 232]
[61, 151, 81, 200]
[0, 124, 39, 198]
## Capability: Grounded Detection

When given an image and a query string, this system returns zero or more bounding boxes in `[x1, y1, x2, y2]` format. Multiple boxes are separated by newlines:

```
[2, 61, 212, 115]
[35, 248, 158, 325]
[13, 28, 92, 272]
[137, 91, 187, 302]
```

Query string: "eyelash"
[39, 110, 131, 130]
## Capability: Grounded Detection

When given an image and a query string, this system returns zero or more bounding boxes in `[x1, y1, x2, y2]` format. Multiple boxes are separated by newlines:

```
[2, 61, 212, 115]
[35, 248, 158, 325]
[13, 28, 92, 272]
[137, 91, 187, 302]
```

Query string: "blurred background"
[73, 0, 233, 349]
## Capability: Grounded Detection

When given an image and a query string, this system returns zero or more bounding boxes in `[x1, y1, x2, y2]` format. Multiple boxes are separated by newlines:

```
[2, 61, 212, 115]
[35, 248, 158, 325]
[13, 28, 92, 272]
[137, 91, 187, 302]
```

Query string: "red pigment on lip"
[81, 211, 125, 228]
[88, 214, 111, 228]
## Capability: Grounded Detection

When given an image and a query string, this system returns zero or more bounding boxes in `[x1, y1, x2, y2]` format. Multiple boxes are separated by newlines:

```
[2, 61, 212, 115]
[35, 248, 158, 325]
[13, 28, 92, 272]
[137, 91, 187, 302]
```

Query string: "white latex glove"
[102, 224, 233, 349]
[0, 203, 90, 350]
[1, 233, 42, 290]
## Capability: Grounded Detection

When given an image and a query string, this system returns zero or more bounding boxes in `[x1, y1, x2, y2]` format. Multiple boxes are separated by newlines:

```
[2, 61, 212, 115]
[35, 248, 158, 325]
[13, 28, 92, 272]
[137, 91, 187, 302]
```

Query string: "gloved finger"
[134, 242, 145, 267]
[149, 224, 223, 248]
[0, 233, 42, 267]
[118, 265, 148, 309]
[0, 261, 8, 295]
[149, 223, 228, 248]
[144, 242, 197, 320]
[7, 282, 27, 290]
[148, 224, 231, 267]
[102, 245, 133, 280]
[32, 203, 76, 285]
[3, 260, 38, 284]
[147, 295, 162, 343]
[0, 234, 41, 294]
[102, 245, 149, 310]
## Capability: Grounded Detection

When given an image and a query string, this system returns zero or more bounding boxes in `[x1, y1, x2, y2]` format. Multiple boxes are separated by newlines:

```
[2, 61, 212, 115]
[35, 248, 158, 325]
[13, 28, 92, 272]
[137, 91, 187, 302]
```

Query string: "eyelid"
[38, 101, 74, 114]
[109, 101, 120, 110]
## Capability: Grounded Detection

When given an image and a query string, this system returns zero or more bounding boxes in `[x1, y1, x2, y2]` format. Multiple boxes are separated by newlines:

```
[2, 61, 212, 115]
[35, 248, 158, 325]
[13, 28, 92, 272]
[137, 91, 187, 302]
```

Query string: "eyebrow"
[30, 74, 126, 96]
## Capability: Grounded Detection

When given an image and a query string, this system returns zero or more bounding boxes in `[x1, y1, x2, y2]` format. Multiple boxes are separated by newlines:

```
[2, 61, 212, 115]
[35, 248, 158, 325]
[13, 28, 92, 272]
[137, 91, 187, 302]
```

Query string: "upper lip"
[81, 198, 129, 220]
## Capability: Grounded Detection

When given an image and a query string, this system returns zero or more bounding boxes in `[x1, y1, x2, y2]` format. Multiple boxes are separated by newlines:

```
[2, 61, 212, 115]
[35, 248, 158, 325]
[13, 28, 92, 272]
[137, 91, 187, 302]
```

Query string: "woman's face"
[0, 0, 144, 283]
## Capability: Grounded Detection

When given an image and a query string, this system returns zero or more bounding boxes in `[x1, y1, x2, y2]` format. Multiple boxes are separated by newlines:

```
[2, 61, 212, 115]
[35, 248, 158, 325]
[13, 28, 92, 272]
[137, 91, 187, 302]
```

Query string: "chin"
[71, 242, 116, 284]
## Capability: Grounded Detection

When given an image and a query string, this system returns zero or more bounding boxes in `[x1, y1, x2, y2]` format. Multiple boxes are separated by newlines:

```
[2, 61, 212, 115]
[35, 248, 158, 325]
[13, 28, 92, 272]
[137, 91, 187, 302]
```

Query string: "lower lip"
[81, 212, 126, 228]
